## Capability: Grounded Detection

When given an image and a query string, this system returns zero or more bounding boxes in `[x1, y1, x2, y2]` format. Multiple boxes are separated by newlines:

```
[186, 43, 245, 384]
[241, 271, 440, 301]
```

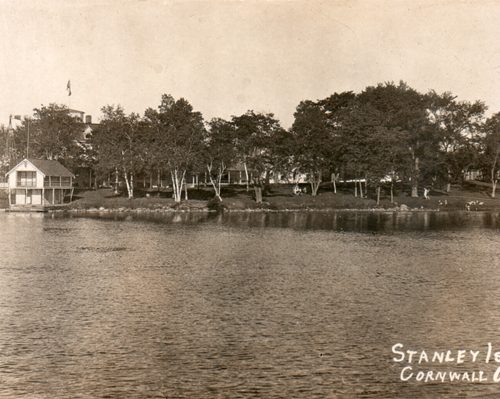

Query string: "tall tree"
[358, 82, 433, 197]
[318, 92, 356, 192]
[335, 99, 409, 203]
[481, 113, 500, 198]
[91, 106, 144, 198]
[291, 100, 334, 196]
[427, 91, 486, 191]
[145, 94, 205, 202]
[266, 127, 294, 185]
[0, 125, 10, 177]
[232, 111, 283, 203]
[13, 104, 83, 163]
[204, 118, 237, 201]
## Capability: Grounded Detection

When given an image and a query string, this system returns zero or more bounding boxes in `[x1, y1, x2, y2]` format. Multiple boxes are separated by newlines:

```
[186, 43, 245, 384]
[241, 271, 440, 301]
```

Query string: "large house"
[5, 158, 74, 209]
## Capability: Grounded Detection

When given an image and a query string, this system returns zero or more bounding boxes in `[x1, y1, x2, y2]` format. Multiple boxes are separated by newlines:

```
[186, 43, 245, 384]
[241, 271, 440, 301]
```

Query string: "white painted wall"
[32, 190, 42, 205]
[13, 189, 43, 205]
[15, 189, 24, 205]
[7, 160, 44, 188]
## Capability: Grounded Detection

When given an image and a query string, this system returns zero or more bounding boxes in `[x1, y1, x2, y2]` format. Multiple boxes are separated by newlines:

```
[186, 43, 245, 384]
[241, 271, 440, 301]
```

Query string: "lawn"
[66, 182, 500, 212]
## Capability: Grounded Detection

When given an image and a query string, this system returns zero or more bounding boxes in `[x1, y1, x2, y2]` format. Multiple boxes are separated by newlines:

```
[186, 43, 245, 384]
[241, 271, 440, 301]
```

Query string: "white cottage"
[5, 159, 74, 209]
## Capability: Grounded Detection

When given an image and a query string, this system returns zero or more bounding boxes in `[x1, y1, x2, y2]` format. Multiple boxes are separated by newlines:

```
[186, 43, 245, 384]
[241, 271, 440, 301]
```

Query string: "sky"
[1, 0, 499, 128]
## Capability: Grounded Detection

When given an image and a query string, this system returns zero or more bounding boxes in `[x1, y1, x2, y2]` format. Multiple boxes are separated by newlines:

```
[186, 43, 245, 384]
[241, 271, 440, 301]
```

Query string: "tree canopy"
[6, 80, 498, 203]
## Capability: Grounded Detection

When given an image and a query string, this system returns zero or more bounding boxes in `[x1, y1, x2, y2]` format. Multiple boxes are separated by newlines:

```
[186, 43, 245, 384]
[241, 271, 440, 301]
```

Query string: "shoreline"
[44, 206, 497, 214]
[2, 203, 499, 215]
[2, 186, 499, 214]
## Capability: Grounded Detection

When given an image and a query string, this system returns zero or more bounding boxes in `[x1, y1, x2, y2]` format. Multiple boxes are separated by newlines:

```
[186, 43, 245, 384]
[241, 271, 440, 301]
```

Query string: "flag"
[66, 80, 72, 96]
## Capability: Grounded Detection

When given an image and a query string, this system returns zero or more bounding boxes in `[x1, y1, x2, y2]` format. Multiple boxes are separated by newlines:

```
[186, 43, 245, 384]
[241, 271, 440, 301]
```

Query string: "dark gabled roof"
[28, 159, 74, 177]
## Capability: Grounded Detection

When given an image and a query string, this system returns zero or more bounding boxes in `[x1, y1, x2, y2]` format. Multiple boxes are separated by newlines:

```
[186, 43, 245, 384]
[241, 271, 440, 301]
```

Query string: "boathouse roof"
[6, 158, 74, 177]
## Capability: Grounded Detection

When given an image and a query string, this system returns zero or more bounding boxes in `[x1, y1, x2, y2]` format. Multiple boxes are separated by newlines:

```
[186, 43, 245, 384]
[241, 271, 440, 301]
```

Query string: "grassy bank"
[66, 182, 500, 213]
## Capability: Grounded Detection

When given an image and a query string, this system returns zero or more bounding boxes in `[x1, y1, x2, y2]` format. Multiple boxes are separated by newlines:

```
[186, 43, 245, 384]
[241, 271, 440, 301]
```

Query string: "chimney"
[85, 115, 92, 124]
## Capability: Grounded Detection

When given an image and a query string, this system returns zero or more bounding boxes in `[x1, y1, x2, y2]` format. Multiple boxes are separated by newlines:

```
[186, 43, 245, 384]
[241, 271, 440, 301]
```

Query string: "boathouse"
[5, 159, 74, 209]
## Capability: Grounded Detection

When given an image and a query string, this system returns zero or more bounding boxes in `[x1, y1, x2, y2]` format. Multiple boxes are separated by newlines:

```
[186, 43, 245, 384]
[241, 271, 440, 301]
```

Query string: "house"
[5, 158, 74, 209]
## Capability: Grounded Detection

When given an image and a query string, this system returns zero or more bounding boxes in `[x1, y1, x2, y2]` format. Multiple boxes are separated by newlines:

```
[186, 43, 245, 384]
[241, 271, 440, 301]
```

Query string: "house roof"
[29, 159, 74, 177]
[6, 158, 74, 177]
[68, 109, 85, 115]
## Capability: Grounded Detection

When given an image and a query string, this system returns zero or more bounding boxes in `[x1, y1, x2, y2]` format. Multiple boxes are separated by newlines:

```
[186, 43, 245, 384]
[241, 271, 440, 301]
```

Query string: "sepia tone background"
[0, 0, 499, 127]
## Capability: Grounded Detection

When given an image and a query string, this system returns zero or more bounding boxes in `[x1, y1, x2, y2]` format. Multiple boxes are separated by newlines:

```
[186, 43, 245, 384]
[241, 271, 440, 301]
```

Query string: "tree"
[334, 99, 408, 202]
[318, 92, 356, 193]
[266, 127, 294, 185]
[358, 82, 433, 197]
[232, 111, 283, 203]
[365, 126, 409, 204]
[427, 91, 486, 191]
[336, 101, 379, 197]
[145, 94, 205, 203]
[0, 125, 10, 177]
[481, 113, 500, 198]
[13, 104, 83, 163]
[291, 100, 334, 196]
[91, 106, 144, 198]
[204, 118, 237, 201]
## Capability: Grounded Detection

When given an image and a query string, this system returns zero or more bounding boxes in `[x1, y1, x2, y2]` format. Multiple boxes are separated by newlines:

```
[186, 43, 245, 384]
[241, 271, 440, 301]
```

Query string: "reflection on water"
[0, 211, 499, 398]
[55, 209, 500, 233]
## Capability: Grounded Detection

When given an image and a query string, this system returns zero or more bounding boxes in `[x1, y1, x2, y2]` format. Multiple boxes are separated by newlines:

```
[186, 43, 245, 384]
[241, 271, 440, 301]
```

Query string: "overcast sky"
[1, 0, 499, 128]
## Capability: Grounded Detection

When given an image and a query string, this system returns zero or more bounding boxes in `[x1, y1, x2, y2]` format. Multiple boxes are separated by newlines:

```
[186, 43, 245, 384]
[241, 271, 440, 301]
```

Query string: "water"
[0, 211, 499, 398]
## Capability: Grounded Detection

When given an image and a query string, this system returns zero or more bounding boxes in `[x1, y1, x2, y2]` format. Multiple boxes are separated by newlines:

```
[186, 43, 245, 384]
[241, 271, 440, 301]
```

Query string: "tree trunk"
[331, 173, 338, 194]
[446, 169, 452, 192]
[376, 186, 381, 205]
[491, 152, 499, 198]
[171, 169, 186, 203]
[184, 178, 188, 200]
[254, 185, 263, 203]
[171, 171, 178, 202]
[411, 156, 419, 197]
[264, 170, 271, 194]
[243, 162, 250, 191]
[218, 175, 221, 200]
[309, 171, 321, 196]
[390, 181, 394, 204]
[207, 163, 223, 201]
[123, 169, 133, 198]
[114, 168, 119, 194]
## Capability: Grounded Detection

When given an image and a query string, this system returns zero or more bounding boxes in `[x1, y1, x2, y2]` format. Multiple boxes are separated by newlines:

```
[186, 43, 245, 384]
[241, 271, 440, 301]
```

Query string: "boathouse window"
[61, 177, 71, 186]
[17, 171, 36, 187]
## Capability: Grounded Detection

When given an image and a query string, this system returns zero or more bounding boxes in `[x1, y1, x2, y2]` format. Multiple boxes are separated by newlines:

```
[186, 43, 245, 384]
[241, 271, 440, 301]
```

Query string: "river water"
[0, 211, 499, 398]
